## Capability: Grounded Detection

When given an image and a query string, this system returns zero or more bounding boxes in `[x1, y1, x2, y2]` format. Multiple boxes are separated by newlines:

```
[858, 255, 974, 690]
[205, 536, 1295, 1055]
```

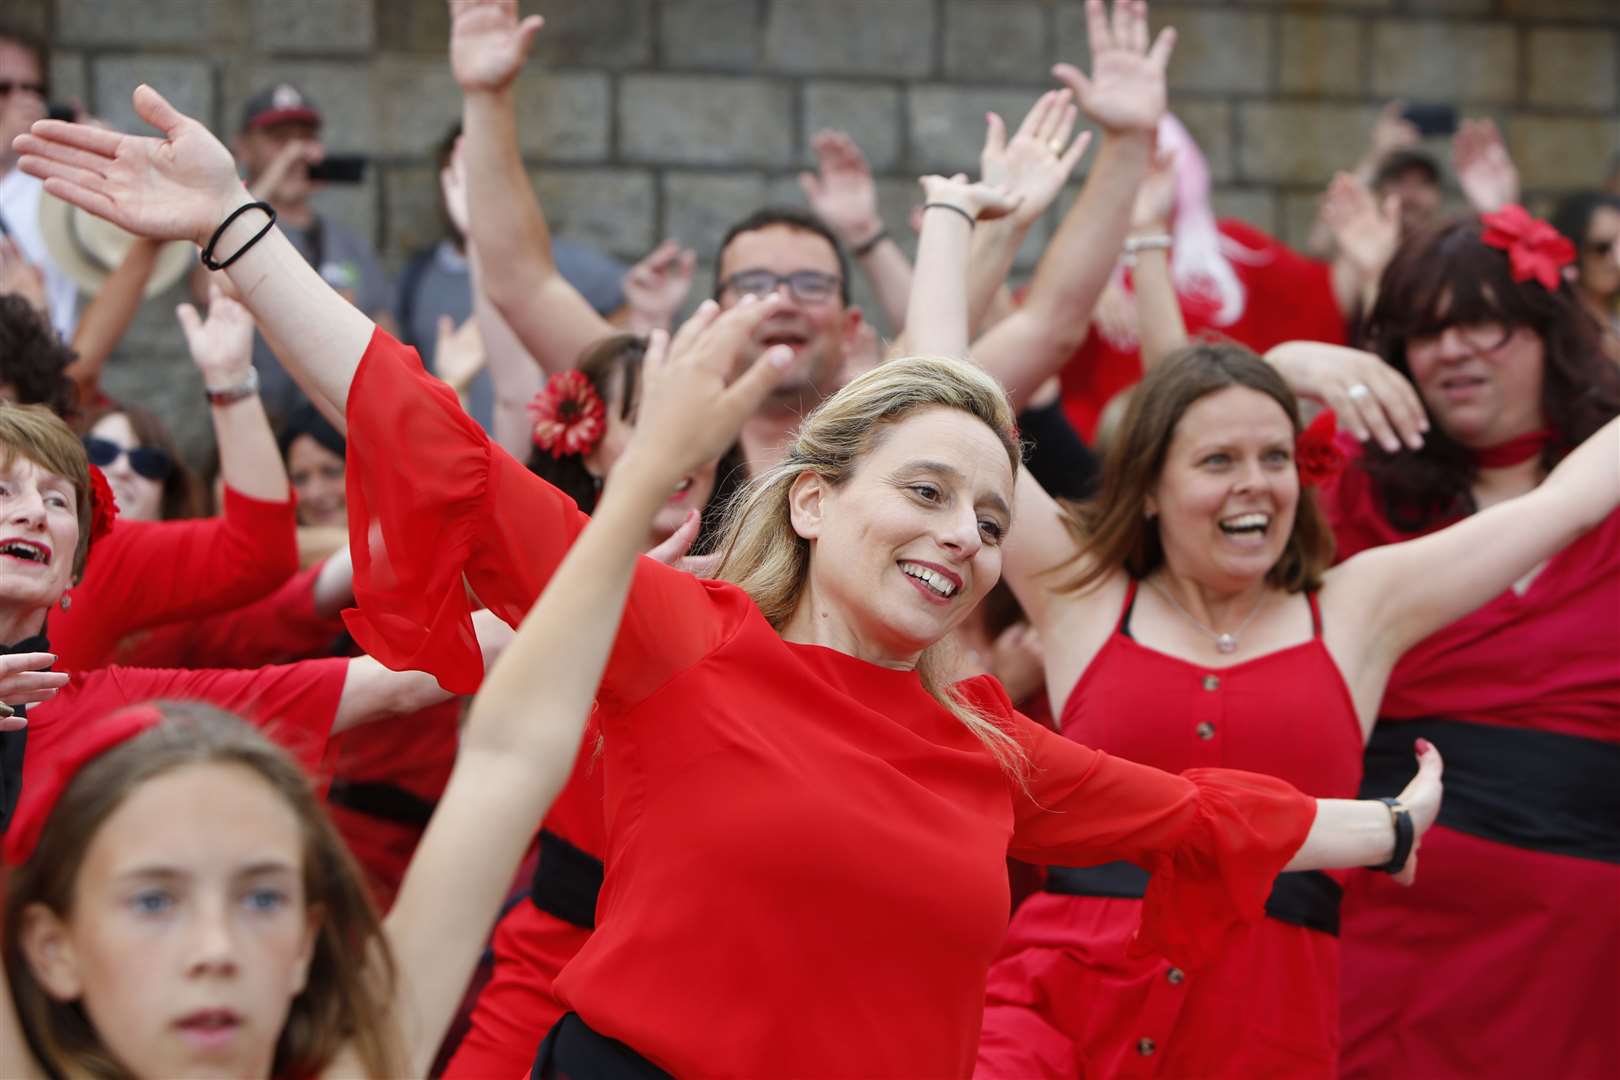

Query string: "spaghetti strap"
[1306, 590, 1323, 639]
[1118, 579, 1141, 638]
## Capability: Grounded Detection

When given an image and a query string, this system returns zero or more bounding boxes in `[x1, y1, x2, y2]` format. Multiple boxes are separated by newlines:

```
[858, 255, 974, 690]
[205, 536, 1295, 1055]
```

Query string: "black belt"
[1046, 861, 1343, 937]
[325, 779, 437, 828]
[530, 829, 603, 929]
[532, 1013, 671, 1080]
[1361, 718, 1620, 865]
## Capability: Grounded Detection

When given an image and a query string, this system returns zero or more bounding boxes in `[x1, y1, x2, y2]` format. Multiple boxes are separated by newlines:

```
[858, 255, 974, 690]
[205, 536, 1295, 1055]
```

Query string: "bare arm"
[454, 3, 611, 373]
[1127, 146, 1185, 371]
[330, 610, 513, 735]
[1285, 738, 1441, 885]
[65, 236, 162, 406]
[900, 176, 1020, 359]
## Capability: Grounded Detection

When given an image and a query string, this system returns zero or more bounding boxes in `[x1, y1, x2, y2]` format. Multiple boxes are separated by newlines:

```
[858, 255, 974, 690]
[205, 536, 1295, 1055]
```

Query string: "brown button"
[1196, 720, 1216, 740]
[1202, 674, 1220, 691]
[1138, 1037, 1157, 1056]
[1167, 967, 1186, 985]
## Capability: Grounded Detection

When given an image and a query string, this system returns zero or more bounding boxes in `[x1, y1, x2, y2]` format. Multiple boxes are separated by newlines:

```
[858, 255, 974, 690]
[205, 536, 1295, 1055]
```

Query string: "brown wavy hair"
[1053, 341, 1334, 595]
[3, 702, 403, 1079]
[1360, 216, 1620, 531]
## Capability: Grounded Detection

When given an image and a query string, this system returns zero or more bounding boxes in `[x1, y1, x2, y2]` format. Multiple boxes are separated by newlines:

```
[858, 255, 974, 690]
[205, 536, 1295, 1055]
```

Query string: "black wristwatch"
[1368, 797, 1414, 874]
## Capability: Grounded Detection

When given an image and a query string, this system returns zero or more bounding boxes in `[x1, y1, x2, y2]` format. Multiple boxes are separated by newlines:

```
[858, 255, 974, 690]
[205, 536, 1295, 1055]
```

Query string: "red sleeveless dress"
[978, 582, 1363, 1079]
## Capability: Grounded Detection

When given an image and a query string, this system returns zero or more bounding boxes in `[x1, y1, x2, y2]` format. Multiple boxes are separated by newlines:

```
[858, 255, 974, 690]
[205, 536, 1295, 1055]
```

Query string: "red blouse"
[1055, 220, 1345, 442]
[52, 488, 300, 673]
[344, 329, 1317, 1079]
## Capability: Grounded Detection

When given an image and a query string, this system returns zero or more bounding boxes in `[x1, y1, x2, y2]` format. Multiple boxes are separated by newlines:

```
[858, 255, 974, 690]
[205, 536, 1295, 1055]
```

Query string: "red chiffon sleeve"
[342, 328, 726, 696]
[964, 678, 1316, 970]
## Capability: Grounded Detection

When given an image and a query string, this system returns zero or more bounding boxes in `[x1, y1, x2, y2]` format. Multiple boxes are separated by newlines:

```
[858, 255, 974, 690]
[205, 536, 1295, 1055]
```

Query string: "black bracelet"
[851, 227, 890, 258]
[200, 201, 277, 271]
[922, 202, 976, 228]
[1369, 797, 1414, 874]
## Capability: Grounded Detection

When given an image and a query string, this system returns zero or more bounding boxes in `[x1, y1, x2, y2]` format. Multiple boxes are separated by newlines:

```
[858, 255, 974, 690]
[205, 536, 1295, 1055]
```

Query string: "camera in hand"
[307, 155, 367, 185]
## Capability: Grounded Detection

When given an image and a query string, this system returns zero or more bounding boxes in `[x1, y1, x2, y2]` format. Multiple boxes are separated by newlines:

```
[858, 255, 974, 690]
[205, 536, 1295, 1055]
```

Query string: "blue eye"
[244, 888, 290, 914]
[130, 890, 174, 915]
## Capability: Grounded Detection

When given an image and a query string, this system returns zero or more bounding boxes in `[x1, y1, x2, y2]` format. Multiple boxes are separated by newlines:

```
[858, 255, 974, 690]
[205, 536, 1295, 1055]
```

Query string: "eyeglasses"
[84, 436, 174, 482]
[719, 269, 841, 306]
[0, 80, 47, 98]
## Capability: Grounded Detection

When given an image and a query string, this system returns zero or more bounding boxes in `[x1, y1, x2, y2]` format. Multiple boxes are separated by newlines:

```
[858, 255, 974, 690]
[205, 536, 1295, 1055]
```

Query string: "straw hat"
[38, 192, 195, 298]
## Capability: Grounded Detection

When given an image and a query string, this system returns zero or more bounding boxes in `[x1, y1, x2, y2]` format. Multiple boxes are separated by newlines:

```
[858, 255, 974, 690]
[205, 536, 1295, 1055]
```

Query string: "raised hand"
[621, 295, 793, 483]
[1321, 171, 1399, 282]
[435, 314, 487, 395]
[15, 85, 247, 248]
[980, 90, 1091, 228]
[449, 0, 545, 94]
[1368, 101, 1420, 163]
[798, 130, 884, 247]
[624, 239, 697, 334]
[1130, 143, 1176, 233]
[919, 173, 1020, 223]
[177, 283, 256, 385]
[1452, 117, 1520, 214]
[1054, 0, 1175, 137]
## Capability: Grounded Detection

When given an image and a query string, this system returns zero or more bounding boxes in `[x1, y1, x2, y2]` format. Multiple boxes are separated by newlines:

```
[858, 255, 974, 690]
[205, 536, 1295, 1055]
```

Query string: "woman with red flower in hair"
[1267, 208, 1620, 1079]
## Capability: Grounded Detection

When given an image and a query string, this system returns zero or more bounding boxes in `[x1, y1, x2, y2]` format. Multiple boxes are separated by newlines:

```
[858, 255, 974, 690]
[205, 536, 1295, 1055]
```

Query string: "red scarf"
[1472, 429, 1554, 469]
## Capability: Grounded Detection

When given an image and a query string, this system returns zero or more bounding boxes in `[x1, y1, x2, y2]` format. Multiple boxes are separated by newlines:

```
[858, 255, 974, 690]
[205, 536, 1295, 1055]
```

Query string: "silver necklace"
[1145, 577, 1267, 655]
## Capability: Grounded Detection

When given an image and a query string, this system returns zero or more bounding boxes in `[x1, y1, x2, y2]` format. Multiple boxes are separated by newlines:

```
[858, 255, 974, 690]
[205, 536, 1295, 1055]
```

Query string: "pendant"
[1215, 633, 1237, 654]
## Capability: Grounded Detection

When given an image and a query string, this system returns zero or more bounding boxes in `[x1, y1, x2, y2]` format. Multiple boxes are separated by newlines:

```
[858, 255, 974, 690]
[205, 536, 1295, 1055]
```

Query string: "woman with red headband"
[1267, 209, 1620, 1078]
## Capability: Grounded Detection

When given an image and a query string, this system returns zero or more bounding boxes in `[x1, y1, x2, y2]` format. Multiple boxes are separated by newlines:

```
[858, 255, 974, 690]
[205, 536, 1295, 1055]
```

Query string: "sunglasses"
[84, 436, 175, 482]
[719, 269, 841, 306]
[0, 80, 47, 98]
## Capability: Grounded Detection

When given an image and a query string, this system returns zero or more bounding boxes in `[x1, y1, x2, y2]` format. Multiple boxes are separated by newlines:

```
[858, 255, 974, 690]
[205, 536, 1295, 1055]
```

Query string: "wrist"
[922, 201, 977, 228]
[202, 184, 257, 249]
[204, 366, 260, 407]
[840, 218, 885, 250]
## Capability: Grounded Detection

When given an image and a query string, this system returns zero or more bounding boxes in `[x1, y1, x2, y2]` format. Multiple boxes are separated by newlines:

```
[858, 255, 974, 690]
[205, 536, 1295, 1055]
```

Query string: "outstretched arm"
[972, 0, 1173, 409]
[373, 296, 796, 1078]
[453, 0, 613, 373]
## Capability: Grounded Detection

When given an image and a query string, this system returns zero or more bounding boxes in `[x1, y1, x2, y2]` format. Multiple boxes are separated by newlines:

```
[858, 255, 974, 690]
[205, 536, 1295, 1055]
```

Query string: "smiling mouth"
[0, 540, 51, 564]
[898, 560, 960, 599]
[1218, 512, 1271, 537]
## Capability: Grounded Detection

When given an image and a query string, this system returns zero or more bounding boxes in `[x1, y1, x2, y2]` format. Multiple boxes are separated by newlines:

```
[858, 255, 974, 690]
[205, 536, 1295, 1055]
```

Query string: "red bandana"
[88, 463, 117, 546]
[1472, 428, 1554, 469]
[1295, 409, 1347, 488]
[3, 704, 166, 866]
[529, 370, 607, 459]
[1480, 205, 1576, 292]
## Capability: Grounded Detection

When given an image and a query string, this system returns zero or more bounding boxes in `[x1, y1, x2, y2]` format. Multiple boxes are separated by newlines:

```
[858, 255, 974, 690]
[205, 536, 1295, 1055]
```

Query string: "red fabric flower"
[1480, 204, 1576, 292]
[87, 463, 117, 546]
[1295, 409, 1347, 489]
[528, 370, 607, 459]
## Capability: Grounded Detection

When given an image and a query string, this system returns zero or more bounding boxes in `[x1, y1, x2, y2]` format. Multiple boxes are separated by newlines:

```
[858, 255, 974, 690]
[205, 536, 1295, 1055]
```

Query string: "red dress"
[52, 487, 300, 673]
[1325, 459, 1620, 1079]
[1055, 221, 1345, 442]
[977, 584, 1363, 1080]
[343, 329, 1318, 1079]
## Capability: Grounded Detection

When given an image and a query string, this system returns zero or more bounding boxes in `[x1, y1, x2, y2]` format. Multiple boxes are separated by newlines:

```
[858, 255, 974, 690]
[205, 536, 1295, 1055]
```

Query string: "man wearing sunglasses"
[0, 18, 77, 341]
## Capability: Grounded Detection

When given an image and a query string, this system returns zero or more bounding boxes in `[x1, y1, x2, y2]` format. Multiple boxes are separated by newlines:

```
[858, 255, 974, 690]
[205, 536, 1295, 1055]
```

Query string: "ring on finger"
[1347, 383, 1372, 401]
[1049, 139, 1066, 153]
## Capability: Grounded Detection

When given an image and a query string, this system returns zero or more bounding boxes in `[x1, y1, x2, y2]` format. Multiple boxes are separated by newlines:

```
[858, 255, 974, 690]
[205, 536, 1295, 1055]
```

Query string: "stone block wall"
[20, 0, 1620, 451]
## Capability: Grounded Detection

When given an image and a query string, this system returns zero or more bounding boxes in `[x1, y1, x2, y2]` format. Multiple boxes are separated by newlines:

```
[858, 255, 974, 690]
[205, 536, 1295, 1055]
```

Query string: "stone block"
[1279, 190, 1325, 252]
[370, 59, 461, 157]
[1279, 14, 1363, 96]
[763, 0, 936, 78]
[1507, 116, 1620, 191]
[1371, 19, 1516, 104]
[531, 0, 655, 69]
[1406, 0, 1492, 12]
[943, 1, 1051, 84]
[532, 167, 657, 259]
[93, 57, 215, 135]
[50, 52, 89, 111]
[909, 85, 1084, 173]
[619, 75, 793, 167]
[803, 82, 904, 172]
[1058, 5, 1272, 94]
[57, 0, 223, 47]
[1212, 187, 1279, 236]
[1528, 29, 1618, 111]
[1502, 0, 1620, 17]
[661, 0, 762, 71]
[224, 61, 375, 152]
[1238, 102, 1375, 185]
[375, 0, 450, 52]
[249, 0, 373, 54]
[662, 172, 769, 260]
[514, 73, 613, 161]
[1175, 100, 1234, 185]
[310, 172, 383, 260]
[0, 0, 48, 39]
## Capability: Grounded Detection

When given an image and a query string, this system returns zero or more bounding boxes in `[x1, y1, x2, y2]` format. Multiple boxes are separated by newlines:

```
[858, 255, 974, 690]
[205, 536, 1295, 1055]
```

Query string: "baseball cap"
[240, 83, 322, 132]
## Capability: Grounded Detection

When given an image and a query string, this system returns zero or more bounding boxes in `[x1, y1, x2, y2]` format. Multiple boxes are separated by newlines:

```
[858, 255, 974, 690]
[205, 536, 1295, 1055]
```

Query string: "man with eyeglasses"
[0, 19, 78, 342]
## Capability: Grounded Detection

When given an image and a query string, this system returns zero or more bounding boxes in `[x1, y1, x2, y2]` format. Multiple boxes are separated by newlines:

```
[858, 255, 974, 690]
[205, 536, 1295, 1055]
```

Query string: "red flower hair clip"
[1295, 409, 1347, 489]
[1480, 204, 1576, 292]
[528, 370, 607, 459]
[87, 463, 117, 546]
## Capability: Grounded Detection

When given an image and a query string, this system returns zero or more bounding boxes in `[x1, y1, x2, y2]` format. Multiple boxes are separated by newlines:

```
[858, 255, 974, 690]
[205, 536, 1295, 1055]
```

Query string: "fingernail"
[738, 293, 757, 305]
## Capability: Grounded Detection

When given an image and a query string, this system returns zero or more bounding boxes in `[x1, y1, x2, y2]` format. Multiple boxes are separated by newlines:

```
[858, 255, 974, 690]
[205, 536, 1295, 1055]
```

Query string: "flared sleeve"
[970, 678, 1316, 970]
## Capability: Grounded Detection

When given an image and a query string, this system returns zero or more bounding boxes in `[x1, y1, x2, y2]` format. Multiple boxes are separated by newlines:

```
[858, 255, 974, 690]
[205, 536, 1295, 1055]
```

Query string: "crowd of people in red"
[0, 2, 1615, 1078]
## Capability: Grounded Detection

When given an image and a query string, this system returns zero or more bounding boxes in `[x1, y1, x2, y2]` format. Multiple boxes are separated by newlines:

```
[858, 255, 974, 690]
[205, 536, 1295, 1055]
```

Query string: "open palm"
[449, 0, 544, 93]
[1056, 0, 1175, 137]
[981, 90, 1090, 228]
[14, 85, 244, 248]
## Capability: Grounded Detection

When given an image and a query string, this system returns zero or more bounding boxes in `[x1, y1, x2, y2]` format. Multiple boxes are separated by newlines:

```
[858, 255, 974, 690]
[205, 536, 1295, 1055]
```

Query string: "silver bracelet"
[1124, 233, 1172, 254]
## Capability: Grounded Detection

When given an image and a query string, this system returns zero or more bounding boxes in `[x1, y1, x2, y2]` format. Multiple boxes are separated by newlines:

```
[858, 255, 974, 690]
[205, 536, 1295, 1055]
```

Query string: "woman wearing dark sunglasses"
[1551, 191, 1620, 364]
[82, 402, 196, 522]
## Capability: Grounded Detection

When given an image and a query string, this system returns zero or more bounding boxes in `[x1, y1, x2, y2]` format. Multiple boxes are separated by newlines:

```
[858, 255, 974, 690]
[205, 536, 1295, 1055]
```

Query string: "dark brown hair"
[0, 297, 77, 421]
[0, 402, 95, 577]
[85, 402, 202, 521]
[2, 703, 403, 1079]
[1054, 341, 1334, 595]
[1360, 216, 1620, 530]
